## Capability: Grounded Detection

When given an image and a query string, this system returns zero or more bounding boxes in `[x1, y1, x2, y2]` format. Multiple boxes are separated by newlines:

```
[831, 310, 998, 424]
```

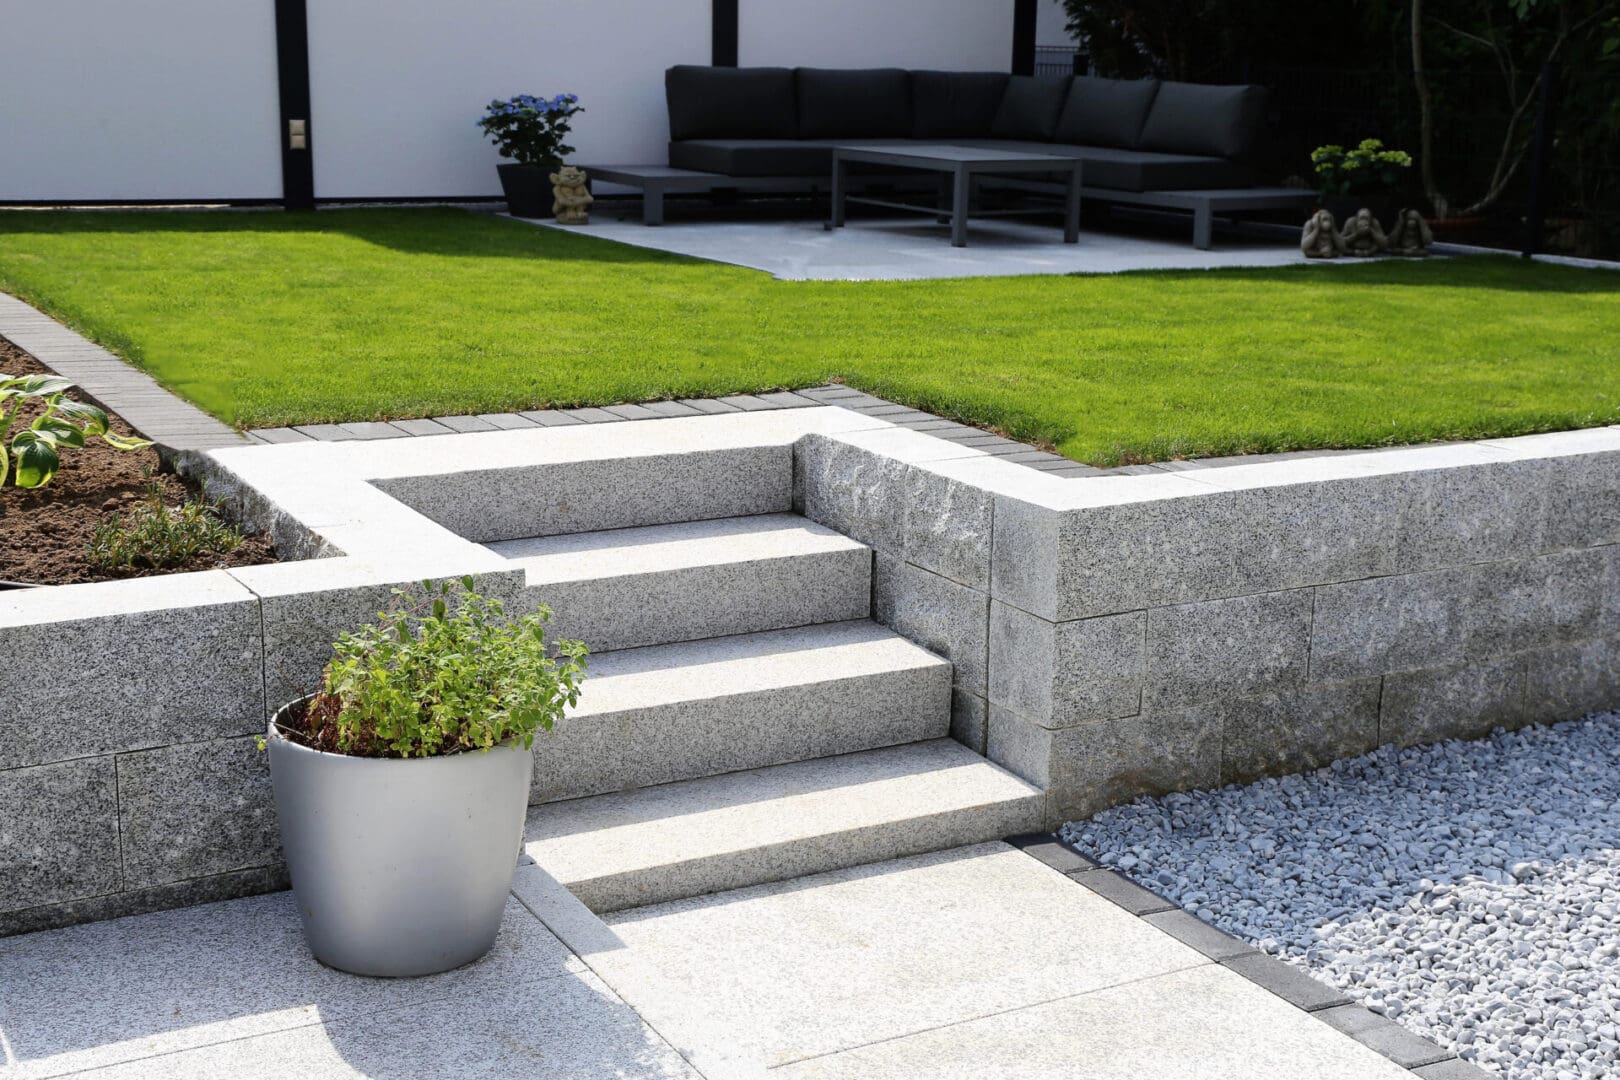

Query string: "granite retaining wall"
[796, 426, 1620, 827]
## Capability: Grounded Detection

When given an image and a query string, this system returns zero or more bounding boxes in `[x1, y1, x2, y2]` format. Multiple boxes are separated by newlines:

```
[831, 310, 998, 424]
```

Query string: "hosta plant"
[0, 372, 150, 488]
[277, 577, 588, 758]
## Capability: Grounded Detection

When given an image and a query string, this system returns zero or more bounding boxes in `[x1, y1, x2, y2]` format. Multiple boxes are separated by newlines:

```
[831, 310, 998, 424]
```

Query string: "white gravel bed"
[1061, 713, 1620, 1080]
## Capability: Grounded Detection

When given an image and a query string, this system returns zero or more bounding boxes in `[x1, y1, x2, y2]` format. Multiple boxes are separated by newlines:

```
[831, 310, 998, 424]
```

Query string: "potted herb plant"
[1311, 138, 1413, 227]
[477, 93, 584, 218]
[266, 578, 586, 977]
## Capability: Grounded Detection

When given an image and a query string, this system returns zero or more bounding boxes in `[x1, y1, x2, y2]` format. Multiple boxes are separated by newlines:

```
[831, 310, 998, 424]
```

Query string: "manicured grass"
[0, 208, 1616, 465]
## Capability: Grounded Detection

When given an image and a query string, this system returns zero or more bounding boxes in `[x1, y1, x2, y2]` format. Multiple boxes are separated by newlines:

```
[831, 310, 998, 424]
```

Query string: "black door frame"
[274, 0, 315, 209]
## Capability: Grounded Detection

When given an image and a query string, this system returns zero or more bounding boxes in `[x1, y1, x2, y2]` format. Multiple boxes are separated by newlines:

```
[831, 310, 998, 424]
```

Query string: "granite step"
[489, 513, 871, 651]
[530, 620, 951, 804]
[524, 738, 1045, 912]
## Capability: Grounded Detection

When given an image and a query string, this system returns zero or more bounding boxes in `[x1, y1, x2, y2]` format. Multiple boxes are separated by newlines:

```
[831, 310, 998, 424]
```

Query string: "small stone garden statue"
[1339, 208, 1388, 256]
[550, 166, 593, 225]
[1301, 209, 1346, 258]
[1387, 208, 1433, 256]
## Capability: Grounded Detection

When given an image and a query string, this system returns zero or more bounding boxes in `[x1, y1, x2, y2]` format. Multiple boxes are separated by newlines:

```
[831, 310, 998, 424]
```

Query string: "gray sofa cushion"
[1138, 82, 1268, 160]
[797, 68, 912, 138]
[1053, 77, 1160, 149]
[665, 66, 798, 140]
[669, 139, 837, 177]
[910, 71, 1010, 139]
[954, 139, 1253, 191]
[990, 76, 1070, 141]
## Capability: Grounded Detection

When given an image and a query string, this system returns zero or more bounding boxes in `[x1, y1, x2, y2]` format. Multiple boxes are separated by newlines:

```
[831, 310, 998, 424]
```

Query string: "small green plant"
[88, 483, 244, 570]
[0, 372, 150, 488]
[476, 93, 583, 167]
[1311, 139, 1413, 198]
[278, 577, 587, 758]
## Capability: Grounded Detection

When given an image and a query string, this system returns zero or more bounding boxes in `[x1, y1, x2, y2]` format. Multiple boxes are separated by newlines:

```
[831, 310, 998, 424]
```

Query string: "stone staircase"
[491, 443, 1043, 913]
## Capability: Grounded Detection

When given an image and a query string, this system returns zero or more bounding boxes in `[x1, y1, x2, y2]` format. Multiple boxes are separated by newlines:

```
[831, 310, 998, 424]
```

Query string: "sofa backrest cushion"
[990, 76, 1071, 141]
[666, 65, 798, 140]
[1053, 77, 1160, 149]
[1138, 81, 1269, 160]
[797, 68, 912, 138]
[910, 71, 1011, 139]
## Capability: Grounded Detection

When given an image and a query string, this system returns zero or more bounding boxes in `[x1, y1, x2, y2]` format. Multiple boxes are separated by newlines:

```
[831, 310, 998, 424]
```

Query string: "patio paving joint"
[1015, 832, 1469, 1079]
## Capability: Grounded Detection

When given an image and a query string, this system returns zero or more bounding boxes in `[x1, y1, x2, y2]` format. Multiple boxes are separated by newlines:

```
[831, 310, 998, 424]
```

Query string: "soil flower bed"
[0, 337, 275, 586]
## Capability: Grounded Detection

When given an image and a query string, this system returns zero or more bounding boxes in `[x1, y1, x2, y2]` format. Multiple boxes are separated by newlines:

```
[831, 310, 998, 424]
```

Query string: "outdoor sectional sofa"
[635, 65, 1305, 246]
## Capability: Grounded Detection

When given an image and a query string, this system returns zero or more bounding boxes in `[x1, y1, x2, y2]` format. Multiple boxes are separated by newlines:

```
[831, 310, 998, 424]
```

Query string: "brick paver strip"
[338, 422, 406, 440]
[715, 394, 779, 411]
[604, 403, 663, 421]
[434, 415, 500, 432]
[1012, 833, 1469, 1078]
[560, 407, 620, 423]
[391, 418, 455, 436]
[518, 410, 587, 426]
[641, 401, 704, 418]
[476, 412, 540, 430]
[678, 398, 742, 414]
[1318, 1004, 1457, 1069]
[0, 292, 246, 452]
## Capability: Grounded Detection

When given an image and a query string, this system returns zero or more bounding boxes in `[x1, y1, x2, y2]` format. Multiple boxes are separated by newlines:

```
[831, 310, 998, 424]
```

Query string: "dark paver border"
[0, 293, 247, 452]
[1003, 832, 1494, 1080]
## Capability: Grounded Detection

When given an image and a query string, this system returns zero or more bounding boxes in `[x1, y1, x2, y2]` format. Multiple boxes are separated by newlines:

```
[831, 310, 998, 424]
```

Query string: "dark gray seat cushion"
[668, 139, 838, 177]
[955, 139, 1252, 191]
[665, 66, 798, 140]
[1053, 77, 1160, 149]
[797, 68, 912, 138]
[1138, 82, 1269, 161]
[910, 71, 1010, 139]
[990, 76, 1071, 141]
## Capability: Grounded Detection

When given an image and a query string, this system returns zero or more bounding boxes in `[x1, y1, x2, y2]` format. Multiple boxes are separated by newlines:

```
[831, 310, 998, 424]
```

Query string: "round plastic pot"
[267, 698, 532, 977]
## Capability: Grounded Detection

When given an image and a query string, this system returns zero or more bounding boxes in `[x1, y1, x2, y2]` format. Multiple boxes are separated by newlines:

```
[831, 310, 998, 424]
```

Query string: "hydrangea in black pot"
[478, 93, 584, 218]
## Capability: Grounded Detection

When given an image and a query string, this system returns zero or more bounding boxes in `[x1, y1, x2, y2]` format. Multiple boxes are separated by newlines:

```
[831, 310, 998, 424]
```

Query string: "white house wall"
[0, 0, 283, 202]
[305, 0, 711, 200]
[740, 0, 1013, 70]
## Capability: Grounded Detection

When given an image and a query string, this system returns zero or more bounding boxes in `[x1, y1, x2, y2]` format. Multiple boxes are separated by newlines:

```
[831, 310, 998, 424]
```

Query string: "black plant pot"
[497, 164, 555, 219]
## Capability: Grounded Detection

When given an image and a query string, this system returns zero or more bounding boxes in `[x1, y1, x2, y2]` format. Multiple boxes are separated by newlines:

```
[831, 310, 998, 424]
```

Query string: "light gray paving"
[598, 842, 1298, 1071]
[772, 964, 1414, 1079]
[534, 215, 1315, 281]
[0, 890, 696, 1080]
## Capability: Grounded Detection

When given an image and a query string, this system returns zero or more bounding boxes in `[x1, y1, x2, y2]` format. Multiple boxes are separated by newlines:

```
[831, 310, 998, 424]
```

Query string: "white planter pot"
[267, 697, 531, 977]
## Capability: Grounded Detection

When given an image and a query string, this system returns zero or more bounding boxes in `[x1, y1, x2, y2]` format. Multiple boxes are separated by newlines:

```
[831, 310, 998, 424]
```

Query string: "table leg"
[937, 173, 952, 224]
[951, 166, 970, 247]
[830, 157, 847, 229]
[644, 185, 665, 227]
[1064, 165, 1081, 244]
[1193, 203, 1213, 250]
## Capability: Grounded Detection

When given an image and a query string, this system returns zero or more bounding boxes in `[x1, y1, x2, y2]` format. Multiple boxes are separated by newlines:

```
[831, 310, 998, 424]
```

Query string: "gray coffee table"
[830, 144, 1081, 247]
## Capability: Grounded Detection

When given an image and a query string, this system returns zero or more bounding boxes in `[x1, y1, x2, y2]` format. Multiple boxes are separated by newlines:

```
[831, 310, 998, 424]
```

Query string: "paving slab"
[0, 892, 582, 1079]
[599, 842, 1205, 1066]
[51, 972, 699, 1080]
[535, 215, 1315, 281]
[772, 964, 1416, 1079]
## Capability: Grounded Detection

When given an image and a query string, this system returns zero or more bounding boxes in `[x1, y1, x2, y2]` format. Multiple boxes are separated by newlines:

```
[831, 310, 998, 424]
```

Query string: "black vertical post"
[1012, 0, 1037, 76]
[1521, 61, 1557, 258]
[274, 0, 315, 210]
[713, 0, 739, 67]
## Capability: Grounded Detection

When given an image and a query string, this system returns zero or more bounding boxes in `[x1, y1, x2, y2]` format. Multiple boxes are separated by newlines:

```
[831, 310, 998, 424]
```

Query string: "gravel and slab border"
[1004, 832, 1493, 1080]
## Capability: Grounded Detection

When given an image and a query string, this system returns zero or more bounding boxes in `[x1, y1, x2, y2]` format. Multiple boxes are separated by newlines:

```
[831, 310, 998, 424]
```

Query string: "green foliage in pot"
[0, 372, 150, 488]
[1311, 139, 1413, 198]
[476, 93, 583, 168]
[279, 577, 587, 758]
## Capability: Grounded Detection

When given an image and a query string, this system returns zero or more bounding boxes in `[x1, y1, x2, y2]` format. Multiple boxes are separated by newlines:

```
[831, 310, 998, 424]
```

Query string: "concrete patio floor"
[529, 208, 1315, 280]
[1, 843, 1416, 1079]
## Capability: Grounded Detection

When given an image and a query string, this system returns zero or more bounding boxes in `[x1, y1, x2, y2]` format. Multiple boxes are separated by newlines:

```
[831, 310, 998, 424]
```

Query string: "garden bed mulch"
[0, 337, 275, 586]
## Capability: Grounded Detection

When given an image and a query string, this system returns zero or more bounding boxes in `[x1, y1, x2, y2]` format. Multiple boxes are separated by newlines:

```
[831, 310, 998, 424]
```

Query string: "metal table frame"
[828, 144, 1081, 247]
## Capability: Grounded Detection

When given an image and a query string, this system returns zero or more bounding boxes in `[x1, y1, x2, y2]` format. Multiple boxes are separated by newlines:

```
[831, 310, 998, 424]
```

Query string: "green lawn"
[0, 207, 1616, 465]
